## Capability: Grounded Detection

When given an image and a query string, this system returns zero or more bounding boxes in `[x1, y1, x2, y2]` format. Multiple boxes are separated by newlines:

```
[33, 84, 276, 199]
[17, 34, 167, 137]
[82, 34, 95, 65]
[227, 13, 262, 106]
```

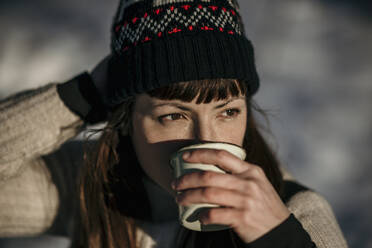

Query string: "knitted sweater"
[0, 76, 348, 247]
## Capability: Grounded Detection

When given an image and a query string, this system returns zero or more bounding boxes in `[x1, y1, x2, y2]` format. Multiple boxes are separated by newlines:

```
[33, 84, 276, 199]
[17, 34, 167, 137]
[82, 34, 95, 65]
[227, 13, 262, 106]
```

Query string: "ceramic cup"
[170, 142, 246, 232]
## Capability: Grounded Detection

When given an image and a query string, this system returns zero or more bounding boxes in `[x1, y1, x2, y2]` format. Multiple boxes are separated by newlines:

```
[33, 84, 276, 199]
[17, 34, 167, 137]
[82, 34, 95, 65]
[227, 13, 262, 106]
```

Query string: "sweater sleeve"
[286, 190, 348, 248]
[0, 80, 84, 183]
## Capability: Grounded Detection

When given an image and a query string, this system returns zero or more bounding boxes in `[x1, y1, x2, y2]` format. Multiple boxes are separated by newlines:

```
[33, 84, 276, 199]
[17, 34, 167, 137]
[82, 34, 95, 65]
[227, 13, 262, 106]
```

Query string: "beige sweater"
[0, 84, 348, 247]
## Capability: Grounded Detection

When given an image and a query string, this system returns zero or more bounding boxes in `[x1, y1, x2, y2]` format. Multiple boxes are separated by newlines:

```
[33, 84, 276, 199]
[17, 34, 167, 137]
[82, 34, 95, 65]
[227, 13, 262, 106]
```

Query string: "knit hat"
[107, 0, 260, 107]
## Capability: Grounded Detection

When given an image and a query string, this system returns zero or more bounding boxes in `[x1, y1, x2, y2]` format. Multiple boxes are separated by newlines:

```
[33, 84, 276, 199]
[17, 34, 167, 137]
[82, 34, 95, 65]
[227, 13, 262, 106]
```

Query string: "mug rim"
[169, 142, 246, 169]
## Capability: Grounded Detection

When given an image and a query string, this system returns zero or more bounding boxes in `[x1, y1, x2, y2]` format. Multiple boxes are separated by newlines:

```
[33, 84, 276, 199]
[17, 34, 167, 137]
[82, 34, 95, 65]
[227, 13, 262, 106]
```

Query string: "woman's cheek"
[213, 118, 246, 145]
[148, 122, 191, 142]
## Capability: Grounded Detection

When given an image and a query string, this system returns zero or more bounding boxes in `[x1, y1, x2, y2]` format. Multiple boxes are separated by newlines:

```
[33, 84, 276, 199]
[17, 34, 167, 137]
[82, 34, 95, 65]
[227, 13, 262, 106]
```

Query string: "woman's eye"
[158, 113, 184, 122]
[221, 108, 240, 118]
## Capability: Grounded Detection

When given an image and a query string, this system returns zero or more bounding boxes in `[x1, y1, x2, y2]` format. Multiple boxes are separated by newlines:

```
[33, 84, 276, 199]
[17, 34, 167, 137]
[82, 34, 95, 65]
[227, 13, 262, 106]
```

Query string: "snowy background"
[0, 0, 371, 247]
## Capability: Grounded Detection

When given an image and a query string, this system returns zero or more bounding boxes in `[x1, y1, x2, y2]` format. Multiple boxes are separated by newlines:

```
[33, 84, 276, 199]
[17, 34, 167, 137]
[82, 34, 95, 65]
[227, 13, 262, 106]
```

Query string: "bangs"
[147, 79, 248, 104]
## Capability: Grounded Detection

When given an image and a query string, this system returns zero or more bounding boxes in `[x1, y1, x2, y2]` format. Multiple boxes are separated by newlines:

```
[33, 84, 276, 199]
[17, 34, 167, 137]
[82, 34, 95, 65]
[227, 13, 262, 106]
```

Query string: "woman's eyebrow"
[153, 102, 192, 111]
[214, 97, 245, 109]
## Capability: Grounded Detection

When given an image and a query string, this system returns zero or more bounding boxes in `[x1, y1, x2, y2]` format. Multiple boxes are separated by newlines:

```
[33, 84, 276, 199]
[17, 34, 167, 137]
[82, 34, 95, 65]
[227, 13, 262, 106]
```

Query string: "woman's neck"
[142, 175, 179, 222]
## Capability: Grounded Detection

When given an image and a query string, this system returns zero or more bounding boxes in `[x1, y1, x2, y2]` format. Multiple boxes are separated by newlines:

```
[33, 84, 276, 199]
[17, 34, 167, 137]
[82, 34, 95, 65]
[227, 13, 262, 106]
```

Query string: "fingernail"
[182, 151, 191, 160]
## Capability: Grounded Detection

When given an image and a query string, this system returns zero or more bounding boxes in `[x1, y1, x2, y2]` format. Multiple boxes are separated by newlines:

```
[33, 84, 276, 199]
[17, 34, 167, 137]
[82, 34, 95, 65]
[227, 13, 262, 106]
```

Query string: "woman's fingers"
[173, 170, 255, 193]
[180, 148, 267, 183]
[176, 187, 248, 209]
[198, 207, 238, 227]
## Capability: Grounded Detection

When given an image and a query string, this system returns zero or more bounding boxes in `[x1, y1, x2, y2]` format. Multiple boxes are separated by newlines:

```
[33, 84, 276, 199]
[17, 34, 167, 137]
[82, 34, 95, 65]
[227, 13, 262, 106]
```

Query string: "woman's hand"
[171, 149, 290, 243]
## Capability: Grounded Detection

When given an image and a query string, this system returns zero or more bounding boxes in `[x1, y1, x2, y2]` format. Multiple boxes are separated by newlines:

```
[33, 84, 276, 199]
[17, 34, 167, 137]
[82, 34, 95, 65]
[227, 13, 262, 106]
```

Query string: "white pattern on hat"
[153, 0, 210, 7]
[116, 0, 240, 25]
[121, 0, 211, 9]
[112, 5, 241, 54]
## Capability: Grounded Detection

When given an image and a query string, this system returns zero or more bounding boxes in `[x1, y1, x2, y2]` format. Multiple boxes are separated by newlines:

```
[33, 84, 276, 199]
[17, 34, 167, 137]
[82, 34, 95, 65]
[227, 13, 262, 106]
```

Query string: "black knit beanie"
[107, 0, 260, 107]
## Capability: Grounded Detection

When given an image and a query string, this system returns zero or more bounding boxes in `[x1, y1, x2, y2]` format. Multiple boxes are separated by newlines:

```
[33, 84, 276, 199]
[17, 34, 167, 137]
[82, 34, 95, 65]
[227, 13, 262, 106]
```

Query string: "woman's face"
[131, 93, 247, 195]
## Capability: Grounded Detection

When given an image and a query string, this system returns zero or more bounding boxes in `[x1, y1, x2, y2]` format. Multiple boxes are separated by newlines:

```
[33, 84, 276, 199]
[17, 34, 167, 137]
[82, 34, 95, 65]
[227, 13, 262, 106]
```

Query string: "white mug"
[170, 142, 246, 231]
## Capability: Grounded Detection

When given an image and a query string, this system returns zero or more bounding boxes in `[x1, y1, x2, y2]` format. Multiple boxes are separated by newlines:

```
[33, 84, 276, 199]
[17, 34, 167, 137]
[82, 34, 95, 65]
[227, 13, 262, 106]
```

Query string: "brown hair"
[78, 79, 283, 247]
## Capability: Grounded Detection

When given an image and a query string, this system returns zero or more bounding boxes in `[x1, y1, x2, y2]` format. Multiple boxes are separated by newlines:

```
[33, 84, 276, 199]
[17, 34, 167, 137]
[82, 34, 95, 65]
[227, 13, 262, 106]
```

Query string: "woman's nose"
[192, 119, 216, 142]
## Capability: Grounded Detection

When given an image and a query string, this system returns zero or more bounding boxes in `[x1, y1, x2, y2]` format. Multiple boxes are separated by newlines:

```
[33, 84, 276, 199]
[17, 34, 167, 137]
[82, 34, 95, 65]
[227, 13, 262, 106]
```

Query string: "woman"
[0, 0, 347, 247]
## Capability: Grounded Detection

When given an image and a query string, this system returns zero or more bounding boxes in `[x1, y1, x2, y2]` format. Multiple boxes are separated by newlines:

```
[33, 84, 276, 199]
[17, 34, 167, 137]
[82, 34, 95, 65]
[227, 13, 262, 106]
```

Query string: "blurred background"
[0, 0, 371, 247]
